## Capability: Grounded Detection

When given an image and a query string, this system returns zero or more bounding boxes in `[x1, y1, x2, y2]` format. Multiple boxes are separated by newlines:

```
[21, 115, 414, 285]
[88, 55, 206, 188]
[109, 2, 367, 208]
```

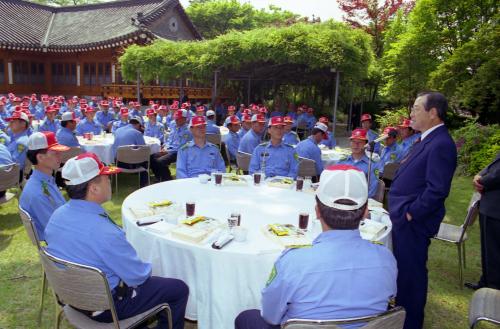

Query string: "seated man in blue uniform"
[235, 165, 397, 329]
[96, 100, 115, 133]
[398, 118, 421, 159]
[360, 113, 380, 154]
[237, 114, 252, 138]
[111, 108, 130, 134]
[337, 129, 379, 199]
[144, 108, 165, 140]
[151, 109, 192, 182]
[206, 110, 221, 135]
[6, 110, 30, 177]
[318, 117, 337, 149]
[282, 116, 300, 146]
[56, 112, 80, 147]
[19, 131, 68, 240]
[113, 116, 149, 187]
[0, 143, 14, 199]
[75, 107, 103, 136]
[45, 153, 189, 329]
[295, 122, 327, 179]
[224, 115, 241, 163]
[238, 114, 266, 154]
[377, 126, 403, 177]
[176, 116, 225, 179]
[249, 116, 298, 179]
[38, 106, 60, 133]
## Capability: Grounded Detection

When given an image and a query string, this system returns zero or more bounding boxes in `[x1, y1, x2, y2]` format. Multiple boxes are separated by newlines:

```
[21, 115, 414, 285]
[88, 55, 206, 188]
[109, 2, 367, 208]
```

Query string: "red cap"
[190, 116, 207, 127]
[259, 107, 268, 114]
[268, 116, 285, 127]
[242, 109, 251, 115]
[174, 109, 187, 119]
[45, 106, 57, 114]
[85, 106, 96, 113]
[146, 108, 156, 116]
[158, 105, 167, 111]
[148, 100, 155, 105]
[251, 114, 266, 123]
[196, 106, 205, 113]
[399, 118, 411, 128]
[128, 101, 135, 106]
[228, 105, 236, 112]
[242, 114, 252, 122]
[152, 104, 159, 110]
[13, 97, 22, 102]
[225, 115, 240, 125]
[350, 128, 368, 141]
[361, 113, 372, 122]
[120, 108, 129, 116]
[383, 126, 397, 136]
[307, 107, 314, 114]
[284, 116, 294, 123]
[6, 110, 30, 123]
[100, 100, 109, 106]
[170, 104, 179, 110]
[27, 131, 70, 152]
[79, 99, 87, 104]
[181, 102, 189, 109]
[319, 116, 329, 124]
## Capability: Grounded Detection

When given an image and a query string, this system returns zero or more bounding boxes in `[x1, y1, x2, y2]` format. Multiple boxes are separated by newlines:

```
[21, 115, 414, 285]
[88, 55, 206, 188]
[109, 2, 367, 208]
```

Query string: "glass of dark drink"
[299, 212, 309, 230]
[296, 177, 304, 191]
[186, 201, 195, 217]
[253, 172, 262, 185]
[231, 212, 241, 226]
[214, 172, 223, 185]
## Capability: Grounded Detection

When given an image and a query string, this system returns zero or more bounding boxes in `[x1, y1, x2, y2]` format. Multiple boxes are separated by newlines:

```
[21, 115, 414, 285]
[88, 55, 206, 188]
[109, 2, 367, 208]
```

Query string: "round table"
[77, 134, 161, 164]
[122, 178, 392, 329]
[321, 147, 350, 167]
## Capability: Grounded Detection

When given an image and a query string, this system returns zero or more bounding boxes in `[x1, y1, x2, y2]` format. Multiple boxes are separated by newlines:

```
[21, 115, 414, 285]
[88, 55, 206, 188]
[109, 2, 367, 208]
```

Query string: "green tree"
[29, 0, 102, 5]
[185, 0, 300, 39]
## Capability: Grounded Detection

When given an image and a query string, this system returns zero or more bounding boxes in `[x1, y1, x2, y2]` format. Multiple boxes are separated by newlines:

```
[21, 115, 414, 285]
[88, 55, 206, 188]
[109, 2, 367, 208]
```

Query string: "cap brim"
[49, 144, 70, 152]
[100, 166, 122, 175]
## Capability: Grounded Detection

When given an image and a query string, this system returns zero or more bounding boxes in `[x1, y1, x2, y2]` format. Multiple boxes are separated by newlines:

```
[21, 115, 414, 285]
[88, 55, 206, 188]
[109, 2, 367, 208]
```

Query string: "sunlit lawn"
[0, 175, 494, 328]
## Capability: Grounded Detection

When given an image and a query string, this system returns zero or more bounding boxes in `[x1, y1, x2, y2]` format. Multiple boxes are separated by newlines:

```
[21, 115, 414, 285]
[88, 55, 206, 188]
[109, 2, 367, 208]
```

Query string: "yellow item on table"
[269, 224, 289, 236]
[148, 200, 173, 208]
[181, 216, 206, 226]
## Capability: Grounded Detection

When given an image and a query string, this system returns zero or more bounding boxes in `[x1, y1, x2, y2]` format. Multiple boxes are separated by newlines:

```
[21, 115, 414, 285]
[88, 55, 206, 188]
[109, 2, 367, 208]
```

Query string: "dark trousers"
[235, 309, 280, 329]
[93, 276, 189, 329]
[0, 190, 5, 198]
[479, 213, 500, 289]
[150, 152, 177, 182]
[392, 222, 430, 329]
[117, 161, 149, 187]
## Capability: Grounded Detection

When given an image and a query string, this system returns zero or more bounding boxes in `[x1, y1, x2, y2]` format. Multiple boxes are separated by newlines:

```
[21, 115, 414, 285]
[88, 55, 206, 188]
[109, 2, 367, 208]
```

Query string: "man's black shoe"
[464, 282, 485, 290]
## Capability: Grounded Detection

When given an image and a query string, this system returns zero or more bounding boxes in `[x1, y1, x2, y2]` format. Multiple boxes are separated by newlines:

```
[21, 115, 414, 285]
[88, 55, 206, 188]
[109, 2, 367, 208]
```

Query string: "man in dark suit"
[388, 91, 457, 329]
[467, 152, 500, 290]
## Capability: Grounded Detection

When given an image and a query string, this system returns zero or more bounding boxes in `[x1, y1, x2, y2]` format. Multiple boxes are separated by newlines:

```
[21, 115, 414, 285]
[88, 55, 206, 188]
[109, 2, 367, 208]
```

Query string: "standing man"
[45, 153, 189, 329]
[318, 117, 336, 149]
[249, 117, 298, 179]
[238, 114, 266, 154]
[176, 116, 225, 179]
[144, 108, 165, 140]
[295, 122, 327, 178]
[6, 111, 30, 174]
[467, 152, 500, 290]
[56, 112, 80, 147]
[20, 132, 69, 240]
[282, 116, 300, 146]
[388, 91, 457, 329]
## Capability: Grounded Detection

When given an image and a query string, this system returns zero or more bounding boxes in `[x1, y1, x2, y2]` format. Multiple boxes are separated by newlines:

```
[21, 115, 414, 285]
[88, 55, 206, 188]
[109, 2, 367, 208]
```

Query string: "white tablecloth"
[321, 147, 350, 166]
[122, 178, 392, 329]
[77, 134, 161, 164]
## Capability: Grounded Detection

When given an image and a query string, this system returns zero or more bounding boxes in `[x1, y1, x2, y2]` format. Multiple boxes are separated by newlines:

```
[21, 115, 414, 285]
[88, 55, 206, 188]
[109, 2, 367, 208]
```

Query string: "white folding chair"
[115, 145, 151, 191]
[0, 163, 20, 204]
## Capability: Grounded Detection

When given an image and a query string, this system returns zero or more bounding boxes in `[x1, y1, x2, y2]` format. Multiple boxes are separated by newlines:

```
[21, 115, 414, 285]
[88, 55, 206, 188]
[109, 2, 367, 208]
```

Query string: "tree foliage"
[119, 22, 374, 86]
[185, 0, 301, 39]
[29, 0, 102, 5]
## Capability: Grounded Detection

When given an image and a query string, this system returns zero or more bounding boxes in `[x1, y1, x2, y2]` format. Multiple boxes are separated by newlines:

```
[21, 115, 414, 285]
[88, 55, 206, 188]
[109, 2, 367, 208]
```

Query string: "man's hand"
[406, 212, 413, 221]
[473, 175, 484, 193]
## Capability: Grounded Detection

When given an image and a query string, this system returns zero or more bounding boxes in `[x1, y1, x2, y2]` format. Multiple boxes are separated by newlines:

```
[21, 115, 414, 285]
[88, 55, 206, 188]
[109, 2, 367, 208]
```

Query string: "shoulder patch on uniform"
[266, 265, 277, 287]
[293, 153, 299, 161]
[0, 137, 5, 145]
[181, 141, 193, 149]
[390, 153, 396, 161]
[374, 168, 380, 177]
[17, 144, 25, 153]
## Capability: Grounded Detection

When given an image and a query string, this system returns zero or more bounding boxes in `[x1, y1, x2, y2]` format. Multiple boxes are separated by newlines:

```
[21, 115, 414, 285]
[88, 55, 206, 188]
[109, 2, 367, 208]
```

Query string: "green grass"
[0, 175, 494, 328]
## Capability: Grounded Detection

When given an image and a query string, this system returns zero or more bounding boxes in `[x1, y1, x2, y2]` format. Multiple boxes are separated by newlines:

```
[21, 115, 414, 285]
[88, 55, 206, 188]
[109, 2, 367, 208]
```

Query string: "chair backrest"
[223, 143, 232, 166]
[18, 207, 43, 248]
[459, 197, 480, 242]
[116, 145, 151, 165]
[236, 152, 251, 172]
[60, 147, 84, 164]
[382, 163, 400, 181]
[297, 157, 317, 177]
[38, 248, 117, 319]
[0, 163, 20, 191]
[283, 307, 406, 329]
[206, 134, 222, 146]
[374, 179, 386, 203]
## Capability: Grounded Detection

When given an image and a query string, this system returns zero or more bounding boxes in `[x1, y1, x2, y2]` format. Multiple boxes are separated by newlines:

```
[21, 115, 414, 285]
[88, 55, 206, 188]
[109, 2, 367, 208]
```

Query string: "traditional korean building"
[0, 0, 213, 101]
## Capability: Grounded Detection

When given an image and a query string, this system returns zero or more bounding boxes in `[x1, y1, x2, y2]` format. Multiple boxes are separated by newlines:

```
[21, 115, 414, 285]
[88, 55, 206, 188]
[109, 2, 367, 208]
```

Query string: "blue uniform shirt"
[112, 125, 146, 158]
[366, 129, 381, 154]
[164, 124, 192, 152]
[237, 127, 250, 139]
[45, 199, 152, 290]
[34, 106, 47, 120]
[111, 120, 129, 134]
[176, 141, 226, 179]
[144, 121, 165, 140]
[320, 131, 336, 149]
[225, 131, 240, 161]
[206, 120, 220, 135]
[249, 142, 298, 178]
[20, 169, 66, 241]
[297, 113, 317, 130]
[238, 129, 261, 154]
[8, 131, 29, 169]
[282, 131, 300, 146]
[0, 143, 13, 166]
[39, 119, 61, 133]
[75, 118, 103, 136]
[261, 230, 397, 326]
[96, 110, 115, 128]
[56, 127, 80, 147]
[399, 133, 421, 159]
[295, 137, 324, 175]
[338, 155, 379, 198]
[0, 130, 11, 146]
[378, 143, 403, 175]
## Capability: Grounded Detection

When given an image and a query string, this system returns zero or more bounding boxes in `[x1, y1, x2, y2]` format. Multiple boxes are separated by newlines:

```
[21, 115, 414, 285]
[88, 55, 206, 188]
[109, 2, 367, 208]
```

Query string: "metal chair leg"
[54, 292, 63, 329]
[463, 242, 467, 269]
[38, 270, 47, 326]
[457, 244, 463, 288]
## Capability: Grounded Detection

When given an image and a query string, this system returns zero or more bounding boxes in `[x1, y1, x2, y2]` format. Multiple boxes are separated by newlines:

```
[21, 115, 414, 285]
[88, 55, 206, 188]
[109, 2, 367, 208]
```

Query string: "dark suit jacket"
[388, 125, 457, 237]
[479, 152, 500, 219]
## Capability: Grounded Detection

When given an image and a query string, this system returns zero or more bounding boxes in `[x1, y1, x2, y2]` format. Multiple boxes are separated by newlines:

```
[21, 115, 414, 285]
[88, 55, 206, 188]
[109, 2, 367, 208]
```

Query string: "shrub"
[374, 107, 410, 132]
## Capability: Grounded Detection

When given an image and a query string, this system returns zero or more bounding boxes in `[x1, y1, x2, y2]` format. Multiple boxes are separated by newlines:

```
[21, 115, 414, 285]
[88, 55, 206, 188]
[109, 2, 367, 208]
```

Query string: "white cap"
[316, 164, 368, 211]
[61, 111, 77, 122]
[62, 152, 121, 186]
[128, 115, 143, 125]
[27, 131, 69, 152]
[206, 110, 215, 117]
[314, 122, 328, 133]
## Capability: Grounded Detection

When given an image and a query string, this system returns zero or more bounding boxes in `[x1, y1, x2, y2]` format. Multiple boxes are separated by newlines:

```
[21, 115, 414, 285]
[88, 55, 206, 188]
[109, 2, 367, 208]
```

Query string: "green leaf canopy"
[119, 21, 374, 86]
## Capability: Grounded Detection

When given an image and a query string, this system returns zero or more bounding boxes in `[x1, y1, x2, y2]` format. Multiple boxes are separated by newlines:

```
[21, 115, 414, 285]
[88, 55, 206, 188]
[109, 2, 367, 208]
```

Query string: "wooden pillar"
[111, 64, 116, 84]
[7, 61, 13, 85]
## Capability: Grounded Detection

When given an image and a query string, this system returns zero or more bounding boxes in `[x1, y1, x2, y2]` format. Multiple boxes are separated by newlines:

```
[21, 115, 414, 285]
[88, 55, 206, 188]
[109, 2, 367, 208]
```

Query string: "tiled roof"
[0, 0, 201, 52]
